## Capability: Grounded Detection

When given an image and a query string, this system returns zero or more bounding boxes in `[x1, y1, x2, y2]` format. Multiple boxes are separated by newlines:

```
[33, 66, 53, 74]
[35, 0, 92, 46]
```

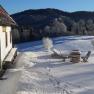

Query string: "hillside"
[11, 8, 94, 25]
[11, 8, 94, 43]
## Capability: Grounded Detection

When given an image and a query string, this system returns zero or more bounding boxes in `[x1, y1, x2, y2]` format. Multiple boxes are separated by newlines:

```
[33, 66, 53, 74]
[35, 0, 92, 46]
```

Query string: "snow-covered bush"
[42, 37, 53, 52]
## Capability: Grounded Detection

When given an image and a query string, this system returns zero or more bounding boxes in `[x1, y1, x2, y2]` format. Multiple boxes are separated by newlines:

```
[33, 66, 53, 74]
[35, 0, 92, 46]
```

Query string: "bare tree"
[71, 22, 78, 34]
[86, 19, 94, 34]
[77, 20, 87, 35]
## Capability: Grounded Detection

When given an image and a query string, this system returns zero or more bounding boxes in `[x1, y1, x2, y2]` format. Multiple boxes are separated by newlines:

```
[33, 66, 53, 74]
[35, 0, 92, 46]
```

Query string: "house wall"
[0, 26, 12, 65]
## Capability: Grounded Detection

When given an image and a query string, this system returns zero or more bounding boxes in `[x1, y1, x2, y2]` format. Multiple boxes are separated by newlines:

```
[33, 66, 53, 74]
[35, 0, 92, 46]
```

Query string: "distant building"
[0, 5, 17, 69]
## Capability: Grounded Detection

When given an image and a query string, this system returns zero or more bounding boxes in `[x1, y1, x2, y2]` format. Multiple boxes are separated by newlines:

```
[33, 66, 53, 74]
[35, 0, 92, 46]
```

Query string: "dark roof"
[0, 5, 16, 26]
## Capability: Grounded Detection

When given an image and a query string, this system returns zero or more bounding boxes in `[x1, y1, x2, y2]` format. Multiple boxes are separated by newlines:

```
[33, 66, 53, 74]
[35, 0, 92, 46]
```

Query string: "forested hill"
[11, 8, 94, 43]
[11, 8, 94, 25]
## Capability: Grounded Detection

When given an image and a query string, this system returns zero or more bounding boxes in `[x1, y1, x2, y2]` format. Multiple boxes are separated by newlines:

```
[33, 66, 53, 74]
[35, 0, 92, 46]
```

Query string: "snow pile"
[24, 52, 38, 58]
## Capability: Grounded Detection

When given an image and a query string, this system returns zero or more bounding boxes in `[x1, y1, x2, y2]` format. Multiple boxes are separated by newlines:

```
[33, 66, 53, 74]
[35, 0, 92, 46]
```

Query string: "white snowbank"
[1, 36, 94, 94]
[15, 36, 94, 94]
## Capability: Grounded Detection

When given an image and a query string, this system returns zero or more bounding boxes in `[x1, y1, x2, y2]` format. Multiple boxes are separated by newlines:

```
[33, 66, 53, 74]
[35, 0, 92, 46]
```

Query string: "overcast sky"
[0, 0, 94, 14]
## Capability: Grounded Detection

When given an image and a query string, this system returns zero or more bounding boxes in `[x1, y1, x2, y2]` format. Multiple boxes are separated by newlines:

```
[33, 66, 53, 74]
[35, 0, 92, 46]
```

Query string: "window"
[10, 32, 12, 43]
[5, 32, 8, 47]
[3, 26, 7, 47]
[2, 26, 6, 32]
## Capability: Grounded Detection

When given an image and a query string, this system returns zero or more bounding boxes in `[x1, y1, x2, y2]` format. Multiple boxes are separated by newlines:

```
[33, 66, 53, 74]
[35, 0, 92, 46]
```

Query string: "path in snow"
[0, 53, 27, 94]
[15, 51, 94, 94]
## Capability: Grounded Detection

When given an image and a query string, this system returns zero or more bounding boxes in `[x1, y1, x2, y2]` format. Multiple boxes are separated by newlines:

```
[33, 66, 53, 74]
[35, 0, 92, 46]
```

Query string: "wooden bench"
[4, 48, 17, 63]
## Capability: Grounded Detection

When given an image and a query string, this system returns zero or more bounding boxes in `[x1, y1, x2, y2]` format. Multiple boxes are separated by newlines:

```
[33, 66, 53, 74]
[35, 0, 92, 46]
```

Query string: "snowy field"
[1, 36, 94, 94]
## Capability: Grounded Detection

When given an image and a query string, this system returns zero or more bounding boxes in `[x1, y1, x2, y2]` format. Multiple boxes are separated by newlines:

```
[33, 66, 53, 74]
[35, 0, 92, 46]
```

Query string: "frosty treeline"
[12, 18, 94, 43]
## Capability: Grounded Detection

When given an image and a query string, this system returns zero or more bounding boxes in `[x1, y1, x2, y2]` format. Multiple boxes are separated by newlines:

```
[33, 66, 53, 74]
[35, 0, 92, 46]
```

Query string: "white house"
[0, 5, 17, 69]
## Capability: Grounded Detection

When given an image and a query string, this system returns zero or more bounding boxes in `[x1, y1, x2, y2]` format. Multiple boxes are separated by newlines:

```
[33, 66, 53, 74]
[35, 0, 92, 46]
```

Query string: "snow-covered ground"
[1, 36, 94, 94]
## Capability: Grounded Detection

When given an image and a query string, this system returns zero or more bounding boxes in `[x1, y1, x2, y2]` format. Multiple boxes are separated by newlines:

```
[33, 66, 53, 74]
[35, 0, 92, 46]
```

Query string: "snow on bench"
[4, 48, 17, 63]
[51, 48, 68, 61]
